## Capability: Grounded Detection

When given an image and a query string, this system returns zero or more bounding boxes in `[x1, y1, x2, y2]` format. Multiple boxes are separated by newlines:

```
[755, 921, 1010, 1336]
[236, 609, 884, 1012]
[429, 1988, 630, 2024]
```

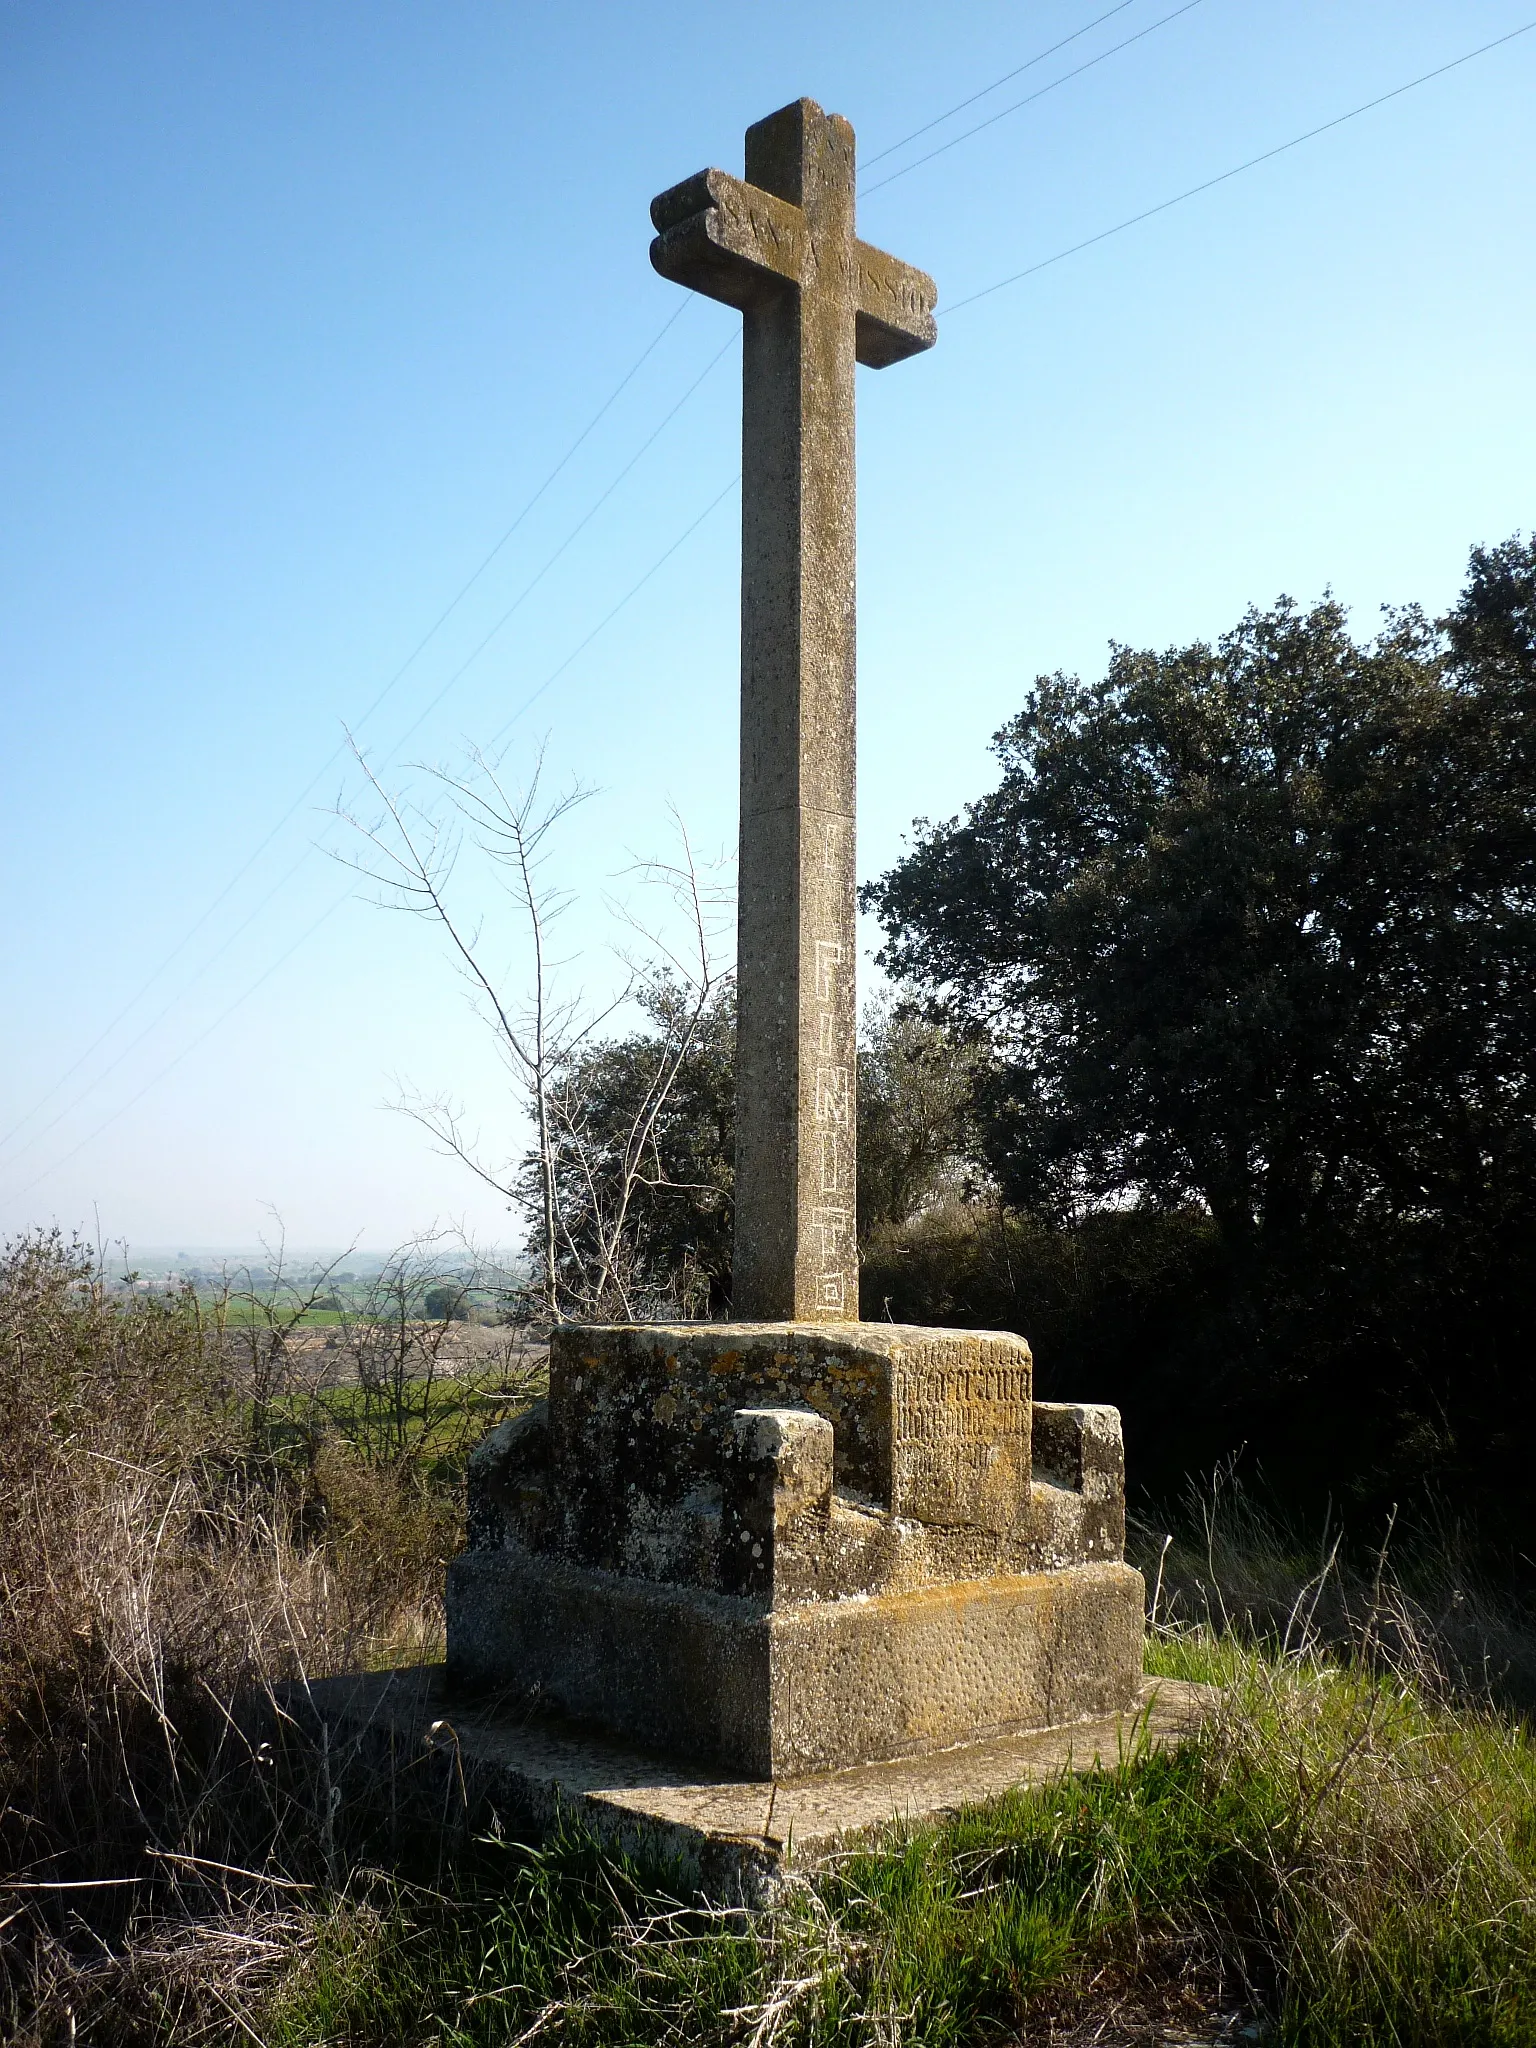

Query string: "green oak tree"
[864, 538, 1536, 1533]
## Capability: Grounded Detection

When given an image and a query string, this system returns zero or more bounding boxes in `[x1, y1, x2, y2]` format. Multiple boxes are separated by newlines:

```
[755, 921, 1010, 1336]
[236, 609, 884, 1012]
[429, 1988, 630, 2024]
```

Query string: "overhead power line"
[6, 891, 354, 1203]
[5, 473, 745, 1205]
[360, 297, 694, 716]
[2, 332, 735, 1176]
[863, 0, 1206, 196]
[943, 16, 1536, 313]
[16, 2, 1190, 1175]
[0, 306, 720, 1170]
[863, 0, 1141, 168]
[12, 16, 1530, 1201]
[0, 839, 318, 1172]
[485, 473, 741, 753]
[376, 333, 739, 768]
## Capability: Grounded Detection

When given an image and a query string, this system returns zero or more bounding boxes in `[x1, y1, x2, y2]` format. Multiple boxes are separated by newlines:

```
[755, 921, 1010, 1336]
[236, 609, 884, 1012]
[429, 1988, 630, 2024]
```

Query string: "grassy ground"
[249, 1369, 539, 1509]
[5, 1229, 1536, 2046]
[16, 1624, 1531, 2045]
[248, 1646, 1536, 2048]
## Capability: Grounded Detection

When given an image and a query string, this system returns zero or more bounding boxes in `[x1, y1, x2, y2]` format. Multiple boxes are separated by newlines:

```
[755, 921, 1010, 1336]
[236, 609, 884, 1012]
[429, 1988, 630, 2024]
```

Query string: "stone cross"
[650, 98, 936, 1323]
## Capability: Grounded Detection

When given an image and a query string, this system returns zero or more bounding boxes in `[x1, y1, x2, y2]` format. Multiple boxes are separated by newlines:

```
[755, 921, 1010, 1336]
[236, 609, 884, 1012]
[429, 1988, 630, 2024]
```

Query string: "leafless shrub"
[337, 740, 734, 1324]
[12, 1903, 321, 2048]
[0, 1228, 483, 2038]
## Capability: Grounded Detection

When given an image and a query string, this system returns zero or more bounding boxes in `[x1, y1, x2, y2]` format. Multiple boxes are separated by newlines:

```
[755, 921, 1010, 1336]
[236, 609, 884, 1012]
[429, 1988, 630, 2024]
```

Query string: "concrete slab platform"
[293, 1665, 1216, 1896]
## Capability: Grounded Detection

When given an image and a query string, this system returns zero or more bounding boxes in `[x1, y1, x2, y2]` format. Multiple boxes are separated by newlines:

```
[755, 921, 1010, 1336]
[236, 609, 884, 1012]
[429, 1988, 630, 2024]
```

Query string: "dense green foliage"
[511, 538, 1536, 1540]
[520, 982, 738, 1317]
[864, 537, 1536, 1540]
[855, 999, 977, 1236]
[522, 992, 971, 1315]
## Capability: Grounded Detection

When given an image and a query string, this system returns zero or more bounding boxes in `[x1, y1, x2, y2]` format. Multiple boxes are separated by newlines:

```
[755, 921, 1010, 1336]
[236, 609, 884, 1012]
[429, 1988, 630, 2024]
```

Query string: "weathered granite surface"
[447, 1322, 1145, 1775]
[651, 98, 936, 1321]
[450, 1548, 1144, 1777]
[291, 1666, 1214, 1899]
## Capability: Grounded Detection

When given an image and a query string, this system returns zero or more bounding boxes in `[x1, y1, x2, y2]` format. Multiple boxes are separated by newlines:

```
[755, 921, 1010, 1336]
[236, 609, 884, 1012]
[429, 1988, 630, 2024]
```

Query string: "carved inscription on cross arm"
[651, 170, 806, 305]
[651, 173, 937, 364]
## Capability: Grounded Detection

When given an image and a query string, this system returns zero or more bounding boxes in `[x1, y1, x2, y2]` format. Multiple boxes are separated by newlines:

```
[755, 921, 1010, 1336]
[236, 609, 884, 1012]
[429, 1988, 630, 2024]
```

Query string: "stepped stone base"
[448, 1548, 1144, 1778]
[450, 1320, 1145, 1776]
[293, 1665, 1214, 1898]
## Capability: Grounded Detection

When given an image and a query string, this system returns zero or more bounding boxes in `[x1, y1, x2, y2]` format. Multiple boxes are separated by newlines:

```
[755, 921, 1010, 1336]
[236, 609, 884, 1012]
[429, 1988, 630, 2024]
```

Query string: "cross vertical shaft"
[737, 104, 857, 1322]
[650, 98, 936, 1322]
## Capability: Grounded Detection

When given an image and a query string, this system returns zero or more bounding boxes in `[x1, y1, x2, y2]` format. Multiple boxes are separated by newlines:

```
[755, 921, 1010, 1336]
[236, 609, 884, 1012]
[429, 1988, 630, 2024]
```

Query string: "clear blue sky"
[2, 0, 1532, 1254]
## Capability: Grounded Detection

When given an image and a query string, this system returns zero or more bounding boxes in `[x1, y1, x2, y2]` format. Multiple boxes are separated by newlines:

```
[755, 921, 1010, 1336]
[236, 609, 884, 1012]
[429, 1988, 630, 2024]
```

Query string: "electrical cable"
[357, 297, 694, 717]
[3, 331, 735, 1175]
[14, 18, 1532, 1200]
[942, 16, 1536, 314]
[862, 0, 1140, 168]
[484, 472, 741, 753]
[6, 891, 355, 1203]
[372, 331, 738, 769]
[863, 0, 1206, 196]
[14, 0, 1180, 1170]
[6, 472, 744, 1204]
[0, 300, 694, 1162]
[0, 839, 319, 1171]
[0, 311, 727, 1169]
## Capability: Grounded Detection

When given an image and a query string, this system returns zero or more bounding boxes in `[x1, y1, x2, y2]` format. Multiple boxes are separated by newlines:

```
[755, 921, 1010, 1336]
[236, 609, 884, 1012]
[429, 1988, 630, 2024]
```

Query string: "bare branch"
[338, 735, 734, 1324]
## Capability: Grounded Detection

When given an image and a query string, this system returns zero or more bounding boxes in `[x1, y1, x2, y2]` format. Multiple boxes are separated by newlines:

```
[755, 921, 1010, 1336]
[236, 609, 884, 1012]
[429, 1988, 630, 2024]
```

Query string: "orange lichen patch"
[768, 1559, 1143, 1768]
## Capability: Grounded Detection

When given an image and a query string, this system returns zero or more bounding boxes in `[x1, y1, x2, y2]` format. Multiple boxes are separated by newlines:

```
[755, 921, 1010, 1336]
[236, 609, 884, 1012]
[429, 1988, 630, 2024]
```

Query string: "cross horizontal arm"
[650, 168, 805, 308]
[854, 241, 938, 368]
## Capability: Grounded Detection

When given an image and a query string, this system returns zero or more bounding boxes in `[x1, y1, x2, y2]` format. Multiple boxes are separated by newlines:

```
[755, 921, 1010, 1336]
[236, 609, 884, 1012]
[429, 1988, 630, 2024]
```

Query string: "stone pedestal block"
[448, 1546, 1143, 1777]
[290, 1666, 1214, 1899]
[448, 1321, 1144, 1776]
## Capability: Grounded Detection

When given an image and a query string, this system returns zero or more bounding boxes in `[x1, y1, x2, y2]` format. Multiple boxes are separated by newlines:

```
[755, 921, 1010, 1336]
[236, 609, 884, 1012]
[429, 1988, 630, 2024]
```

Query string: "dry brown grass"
[0, 1229, 453, 2042]
[1135, 1463, 1536, 1709]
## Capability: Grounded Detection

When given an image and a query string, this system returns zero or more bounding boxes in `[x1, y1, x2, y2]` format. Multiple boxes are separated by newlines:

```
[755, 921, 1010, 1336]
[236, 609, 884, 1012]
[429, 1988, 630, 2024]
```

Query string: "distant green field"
[214, 1301, 350, 1327]
[207, 1297, 513, 1330]
[257, 1359, 546, 1479]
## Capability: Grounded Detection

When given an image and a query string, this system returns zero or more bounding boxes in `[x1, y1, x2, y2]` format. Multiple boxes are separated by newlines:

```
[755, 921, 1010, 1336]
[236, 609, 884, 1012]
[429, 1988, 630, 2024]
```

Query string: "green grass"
[212, 1299, 352, 1328]
[267, 1832, 766, 2048]
[250, 1367, 541, 1494]
[9, 1231, 1531, 2045]
[261, 1651, 1536, 2048]
[1144, 1622, 1257, 1689]
[260, 1756, 1253, 2047]
[289, 1370, 531, 1439]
